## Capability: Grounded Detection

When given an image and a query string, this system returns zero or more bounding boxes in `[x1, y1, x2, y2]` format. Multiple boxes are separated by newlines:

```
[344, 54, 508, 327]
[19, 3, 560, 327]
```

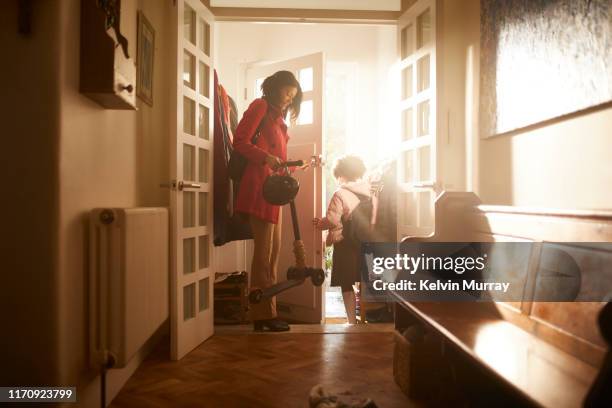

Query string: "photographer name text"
[372, 279, 510, 293]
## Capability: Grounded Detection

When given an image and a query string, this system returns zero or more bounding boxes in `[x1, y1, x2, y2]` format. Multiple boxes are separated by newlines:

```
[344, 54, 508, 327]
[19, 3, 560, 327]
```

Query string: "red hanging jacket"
[233, 98, 289, 224]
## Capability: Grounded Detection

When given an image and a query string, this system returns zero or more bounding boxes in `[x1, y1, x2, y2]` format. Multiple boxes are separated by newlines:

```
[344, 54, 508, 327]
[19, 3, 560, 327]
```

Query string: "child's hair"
[333, 155, 366, 182]
[261, 70, 303, 122]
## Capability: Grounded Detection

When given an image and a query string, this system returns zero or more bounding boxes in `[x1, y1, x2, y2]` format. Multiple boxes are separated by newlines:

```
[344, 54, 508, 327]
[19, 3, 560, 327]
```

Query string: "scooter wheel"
[249, 289, 263, 304]
[310, 268, 325, 287]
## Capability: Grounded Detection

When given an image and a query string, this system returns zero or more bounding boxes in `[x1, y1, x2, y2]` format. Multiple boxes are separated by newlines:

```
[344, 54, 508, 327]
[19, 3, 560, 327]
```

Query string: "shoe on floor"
[309, 384, 378, 408]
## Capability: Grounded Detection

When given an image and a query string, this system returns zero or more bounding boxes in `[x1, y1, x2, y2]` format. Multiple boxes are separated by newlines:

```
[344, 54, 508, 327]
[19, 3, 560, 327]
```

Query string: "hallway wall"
[57, 0, 173, 406]
[443, 0, 612, 210]
[478, 108, 612, 209]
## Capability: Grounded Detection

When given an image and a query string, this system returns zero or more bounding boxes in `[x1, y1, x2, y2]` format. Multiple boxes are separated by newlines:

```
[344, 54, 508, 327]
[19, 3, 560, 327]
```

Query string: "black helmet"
[263, 174, 299, 205]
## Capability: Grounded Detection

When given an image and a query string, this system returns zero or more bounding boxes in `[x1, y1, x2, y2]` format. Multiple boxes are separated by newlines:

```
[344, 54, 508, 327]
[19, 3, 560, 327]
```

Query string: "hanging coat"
[212, 70, 252, 246]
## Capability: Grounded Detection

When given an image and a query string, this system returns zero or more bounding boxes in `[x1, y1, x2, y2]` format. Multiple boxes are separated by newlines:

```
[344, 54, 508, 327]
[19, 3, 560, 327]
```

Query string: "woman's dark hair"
[333, 155, 367, 182]
[261, 70, 303, 123]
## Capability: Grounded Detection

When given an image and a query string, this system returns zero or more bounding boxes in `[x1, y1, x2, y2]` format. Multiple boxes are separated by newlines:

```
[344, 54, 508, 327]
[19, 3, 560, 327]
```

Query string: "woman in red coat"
[233, 71, 302, 331]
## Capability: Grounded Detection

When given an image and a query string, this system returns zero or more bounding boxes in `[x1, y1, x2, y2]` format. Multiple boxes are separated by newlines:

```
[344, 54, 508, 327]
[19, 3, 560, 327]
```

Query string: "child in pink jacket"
[313, 155, 370, 324]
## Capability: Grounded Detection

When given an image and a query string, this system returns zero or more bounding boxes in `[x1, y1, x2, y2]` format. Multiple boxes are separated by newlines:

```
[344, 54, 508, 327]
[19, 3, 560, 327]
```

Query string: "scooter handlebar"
[282, 160, 304, 167]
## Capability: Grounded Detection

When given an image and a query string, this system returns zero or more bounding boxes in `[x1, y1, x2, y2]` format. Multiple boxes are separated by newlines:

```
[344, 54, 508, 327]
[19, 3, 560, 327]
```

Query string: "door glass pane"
[400, 192, 433, 229]
[183, 51, 195, 89]
[198, 148, 209, 183]
[183, 97, 195, 135]
[199, 278, 210, 311]
[198, 105, 209, 140]
[255, 78, 264, 98]
[401, 24, 414, 60]
[198, 18, 210, 56]
[183, 238, 195, 275]
[401, 192, 417, 227]
[183, 191, 195, 228]
[183, 283, 196, 320]
[417, 100, 430, 137]
[199, 235, 210, 269]
[404, 151, 414, 183]
[299, 67, 313, 92]
[402, 108, 413, 141]
[199, 62, 210, 97]
[417, 55, 430, 92]
[199, 192, 208, 227]
[418, 145, 431, 181]
[417, 8, 431, 49]
[419, 191, 434, 228]
[183, 144, 195, 180]
[298, 100, 313, 125]
[184, 5, 196, 44]
[402, 65, 413, 100]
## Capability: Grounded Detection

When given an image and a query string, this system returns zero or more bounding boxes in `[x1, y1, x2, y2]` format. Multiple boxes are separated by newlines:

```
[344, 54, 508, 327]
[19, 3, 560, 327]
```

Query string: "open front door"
[397, 0, 438, 239]
[246, 53, 325, 323]
[170, 0, 215, 360]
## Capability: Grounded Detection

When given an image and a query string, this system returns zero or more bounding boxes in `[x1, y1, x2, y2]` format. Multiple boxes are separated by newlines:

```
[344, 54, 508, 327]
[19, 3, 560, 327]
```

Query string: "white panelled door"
[397, 0, 437, 239]
[246, 53, 325, 323]
[170, 0, 215, 361]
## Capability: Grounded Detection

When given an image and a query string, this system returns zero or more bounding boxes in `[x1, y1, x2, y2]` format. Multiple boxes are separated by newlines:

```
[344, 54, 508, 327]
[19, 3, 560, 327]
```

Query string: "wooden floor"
[111, 324, 414, 408]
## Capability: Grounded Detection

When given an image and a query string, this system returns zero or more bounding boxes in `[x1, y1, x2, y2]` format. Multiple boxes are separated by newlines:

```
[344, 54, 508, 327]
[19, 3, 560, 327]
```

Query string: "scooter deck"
[260, 278, 305, 299]
[250, 278, 305, 304]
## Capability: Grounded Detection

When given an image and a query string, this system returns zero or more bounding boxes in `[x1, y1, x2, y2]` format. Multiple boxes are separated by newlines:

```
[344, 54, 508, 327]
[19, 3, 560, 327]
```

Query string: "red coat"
[234, 98, 289, 224]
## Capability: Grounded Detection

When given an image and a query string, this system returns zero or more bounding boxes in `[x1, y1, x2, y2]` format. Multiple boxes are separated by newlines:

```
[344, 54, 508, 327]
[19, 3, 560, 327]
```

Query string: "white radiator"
[89, 208, 169, 368]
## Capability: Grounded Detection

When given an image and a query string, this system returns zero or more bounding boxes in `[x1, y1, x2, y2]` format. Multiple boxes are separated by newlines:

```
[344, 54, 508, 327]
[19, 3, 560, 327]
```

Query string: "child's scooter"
[249, 159, 325, 304]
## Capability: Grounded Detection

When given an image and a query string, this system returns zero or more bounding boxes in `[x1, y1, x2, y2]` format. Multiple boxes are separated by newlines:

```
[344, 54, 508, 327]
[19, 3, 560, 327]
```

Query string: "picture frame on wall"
[137, 11, 155, 106]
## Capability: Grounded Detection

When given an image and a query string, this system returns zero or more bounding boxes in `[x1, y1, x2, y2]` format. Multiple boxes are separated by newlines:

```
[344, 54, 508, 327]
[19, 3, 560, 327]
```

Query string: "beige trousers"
[249, 209, 282, 321]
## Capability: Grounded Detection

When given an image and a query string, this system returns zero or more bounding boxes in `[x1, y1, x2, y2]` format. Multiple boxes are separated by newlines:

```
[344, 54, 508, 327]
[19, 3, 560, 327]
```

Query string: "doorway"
[214, 21, 399, 323]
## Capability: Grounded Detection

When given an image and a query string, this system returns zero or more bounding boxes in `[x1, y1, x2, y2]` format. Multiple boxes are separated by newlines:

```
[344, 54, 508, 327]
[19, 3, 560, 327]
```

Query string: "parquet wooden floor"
[110, 325, 415, 408]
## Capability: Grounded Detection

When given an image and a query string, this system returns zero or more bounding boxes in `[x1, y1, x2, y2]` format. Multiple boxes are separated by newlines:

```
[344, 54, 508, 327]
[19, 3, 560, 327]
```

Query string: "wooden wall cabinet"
[80, 0, 137, 110]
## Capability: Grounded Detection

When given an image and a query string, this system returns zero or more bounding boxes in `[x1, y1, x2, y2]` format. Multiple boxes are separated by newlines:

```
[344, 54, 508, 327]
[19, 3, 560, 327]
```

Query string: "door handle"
[411, 181, 442, 195]
[178, 181, 201, 191]
[309, 155, 324, 168]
